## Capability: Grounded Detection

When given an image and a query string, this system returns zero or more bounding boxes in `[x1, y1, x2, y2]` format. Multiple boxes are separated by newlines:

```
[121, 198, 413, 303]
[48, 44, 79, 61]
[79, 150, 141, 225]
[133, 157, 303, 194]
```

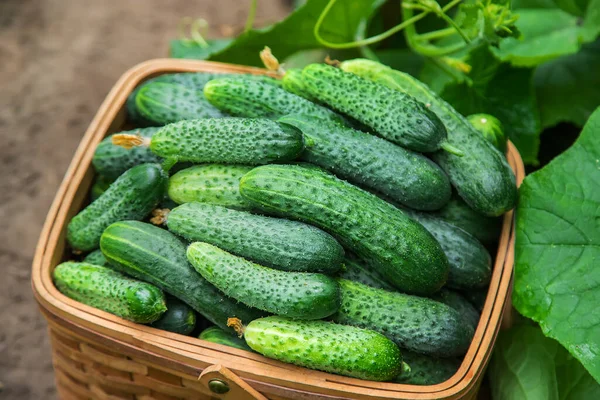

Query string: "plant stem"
[414, 27, 457, 42]
[244, 0, 258, 33]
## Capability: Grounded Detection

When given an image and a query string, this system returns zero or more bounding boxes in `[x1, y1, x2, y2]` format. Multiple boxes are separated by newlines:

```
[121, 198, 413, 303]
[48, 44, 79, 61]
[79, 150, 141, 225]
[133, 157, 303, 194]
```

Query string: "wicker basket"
[32, 59, 525, 400]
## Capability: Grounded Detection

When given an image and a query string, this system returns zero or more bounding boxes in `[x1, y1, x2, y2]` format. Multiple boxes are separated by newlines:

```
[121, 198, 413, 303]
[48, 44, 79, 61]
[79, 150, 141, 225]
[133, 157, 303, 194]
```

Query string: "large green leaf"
[534, 39, 600, 128]
[514, 105, 600, 383]
[489, 324, 600, 399]
[169, 39, 232, 59]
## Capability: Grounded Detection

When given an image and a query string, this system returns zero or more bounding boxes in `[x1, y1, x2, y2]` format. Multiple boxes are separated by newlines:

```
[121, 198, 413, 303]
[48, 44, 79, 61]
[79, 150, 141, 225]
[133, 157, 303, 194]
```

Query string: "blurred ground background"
[0, 1, 289, 398]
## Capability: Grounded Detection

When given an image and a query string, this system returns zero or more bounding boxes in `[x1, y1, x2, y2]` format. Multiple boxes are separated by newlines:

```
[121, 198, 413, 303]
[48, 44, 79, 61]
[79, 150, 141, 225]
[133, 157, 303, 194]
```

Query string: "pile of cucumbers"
[55, 59, 516, 384]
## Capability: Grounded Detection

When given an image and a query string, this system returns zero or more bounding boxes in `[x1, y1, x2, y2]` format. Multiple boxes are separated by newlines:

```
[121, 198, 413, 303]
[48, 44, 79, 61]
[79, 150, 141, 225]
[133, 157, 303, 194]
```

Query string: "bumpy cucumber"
[53, 262, 166, 323]
[90, 175, 113, 201]
[100, 221, 264, 331]
[333, 279, 474, 357]
[83, 249, 108, 266]
[67, 163, 167, 251]
[149, 295, 197, 335]
[239, 165, 449, 295]
[338, 255, 394, 291]
[404, 209, 492, 290]
[433, 289, 480, 330]
[340, 59, 517, 216]
[187, 242, 340, 319]
[167, 164, 252, 208]
[462, 288, 488, 312]
[280, 114, 451, 210]
[167, 203, 343, 274]
[93, 127, 161, 180]
[144, 118, 303, 164]
[241, 316, 403, 381]
[199, 326, 253, 351]
[204, 77, 342, 122]
[467, 114, 507, 153]
[392, 351, 460, 385]
[301, 64, 449, 153]
[281, 68, 316, 101]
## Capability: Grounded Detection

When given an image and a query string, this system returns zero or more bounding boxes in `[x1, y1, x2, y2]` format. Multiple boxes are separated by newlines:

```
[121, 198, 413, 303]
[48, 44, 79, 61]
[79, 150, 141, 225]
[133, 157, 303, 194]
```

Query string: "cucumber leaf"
[169, 38, 232, 60]
[514, 105, 600, 383]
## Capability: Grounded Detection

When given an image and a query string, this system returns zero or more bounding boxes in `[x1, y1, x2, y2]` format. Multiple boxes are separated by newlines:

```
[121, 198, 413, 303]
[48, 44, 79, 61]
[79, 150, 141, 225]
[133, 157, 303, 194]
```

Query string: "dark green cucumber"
[67, 163, 167, 251]
[301, 64, 449, 153]
[90, 175, 113, 202]
[340, 59, 517, 216]
[432, 195, 502, 244]
[467, 113, 507, 153]
[239, 164, 449, 295]
[146, 118, 303, 164]
[199, 326, 253, 351]
[83, 249, 108, 266]
[392, 351, 460, 385]
[404, 210, 492, 290]
[338, 254, 395, 291]
[93, 127, 161, 180]
[187, 242, 340, 320]
[433, 289, 480, 330]
[242, 316, 403, 381]
[100, 221, 264, 331]
[53, 262, 166, 323]
[149, 295, 197, 335]
[167, 203, 343, 274]
[462, 288, 488, 312]
[281, 68, 316, 101]
[280, 114, 451, 210]
[204, 77, 342, 122]
[167, 164, 253, 209]
[333, 279, 474, 357]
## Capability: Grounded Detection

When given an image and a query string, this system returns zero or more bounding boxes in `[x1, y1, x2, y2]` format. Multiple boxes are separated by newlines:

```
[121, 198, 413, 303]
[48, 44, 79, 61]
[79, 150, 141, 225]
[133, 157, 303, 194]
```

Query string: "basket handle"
[199, 364, 268, 400]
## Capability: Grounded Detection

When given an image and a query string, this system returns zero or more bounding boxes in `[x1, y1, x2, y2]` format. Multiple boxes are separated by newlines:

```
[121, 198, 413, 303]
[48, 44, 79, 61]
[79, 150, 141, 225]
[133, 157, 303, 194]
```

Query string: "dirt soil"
[0, 1, 289, 399]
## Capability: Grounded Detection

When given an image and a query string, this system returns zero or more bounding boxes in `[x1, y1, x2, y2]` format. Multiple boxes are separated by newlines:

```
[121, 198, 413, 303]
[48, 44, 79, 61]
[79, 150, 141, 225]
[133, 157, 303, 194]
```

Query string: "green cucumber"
[280, 114, 451, 211]
[166, 203, 343, 274]
[83, 249, 108, 266]
[150, 295, 197, 335]
[462, 287, 488, 312]
[53, 262, 166, 323]
[199, 326, 253, 351]
[301, 64, 451, 154]
[467, 113, 507, 153]
[404, 209, 492, 290]
[203, 77, 342, 122]
[340, 59, 517, 217]
[239, 316, 403, 381]
[433, 289, 480, 330]
[392, 351, 460, 385]
[187, 242, 340, 320]
[167, 164, 252, 209]
[338, 255, 395, 291]
[281, 68, 316, 101]
[90, 175, 113, 202]
[333, 279, 474, 357]
[67, 163, 167, 252]
[239, 164, 449, 295]
[93, 127, 161, 180]
[100, 221, 264, 331]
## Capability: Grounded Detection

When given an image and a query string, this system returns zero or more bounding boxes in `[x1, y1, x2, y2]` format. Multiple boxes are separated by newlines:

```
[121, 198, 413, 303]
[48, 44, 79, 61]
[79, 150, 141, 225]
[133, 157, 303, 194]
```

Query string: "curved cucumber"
[53, 262, 166, 323]
[90, 175, 113, 201]
[93, 127, 161, 180]
[333, 279, 474, 357]
[199, 326, 253, 351]
[239, 164, 449, 295]
[338, 255, 394, 291]
[83, 249, 108, 266]
[100, 221, 264, 332]
[301, 64, 448, 153]
[187, 242, 340, 320]
[340, 59, 517, 216]
[280, 114, 451, 210]
[150, 295, 197, 335]
[167, 164, 252, 208]
[67, 163, 167, 251]
[392, 351, 460, 385]
[467, 113, 507, 153]
[281, 68, 316, 101]
[204, 77, 341, 122]
[243, 316, 403, 381]
[433, 289, 480, 330]
[167, 203, 343, 274]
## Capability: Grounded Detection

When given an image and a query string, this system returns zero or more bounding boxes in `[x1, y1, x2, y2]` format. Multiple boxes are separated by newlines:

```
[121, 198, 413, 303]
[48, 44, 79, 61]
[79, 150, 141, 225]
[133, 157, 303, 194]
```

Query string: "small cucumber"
[166, 203, 343, 274]
[92, 127, 161, 180]
[404, 209, 492, 290]
[187, 242, 340, 320]
[239, 164, 449, 295]
[149, 295, 197, 335]
[204, 77, 342, 122]
[199, 326, 253, 351]
[339, 59, 517, 216]
[53, 262, 166, 323]
[280, 114, 451, 211]
[301, 64, 451, 154]
[100, 221, 264, 332]
[432, 289, 480, 330]
[237, 316, 403, 381]
[281, 68, 316, 101]
[83, 249, 108, 266]
[67, 163, 167, 252]
[333, 279, 474, 357]
[90, 175, 113, 201]
[167, 164, 253, 209]
[338, 255, 395, 291]
[467, 113, 507, 153]
[392, 351, 460, 385]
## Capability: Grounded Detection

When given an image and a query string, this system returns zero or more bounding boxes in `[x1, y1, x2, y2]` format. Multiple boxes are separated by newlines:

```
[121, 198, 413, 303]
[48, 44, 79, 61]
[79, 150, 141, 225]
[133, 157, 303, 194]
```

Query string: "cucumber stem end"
[227, 317, 246, 338]
[440, 141, 464, 157]
[150, 208, 170, 225]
